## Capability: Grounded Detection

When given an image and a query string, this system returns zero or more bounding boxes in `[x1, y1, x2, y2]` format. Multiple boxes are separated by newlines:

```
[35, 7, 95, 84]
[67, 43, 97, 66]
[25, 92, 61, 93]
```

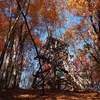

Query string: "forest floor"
[0, 88, 100, 100]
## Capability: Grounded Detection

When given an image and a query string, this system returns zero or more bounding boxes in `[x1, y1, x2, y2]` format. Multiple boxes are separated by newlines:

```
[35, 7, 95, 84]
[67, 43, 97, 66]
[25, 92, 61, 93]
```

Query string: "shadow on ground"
[0, 88, 100, 100]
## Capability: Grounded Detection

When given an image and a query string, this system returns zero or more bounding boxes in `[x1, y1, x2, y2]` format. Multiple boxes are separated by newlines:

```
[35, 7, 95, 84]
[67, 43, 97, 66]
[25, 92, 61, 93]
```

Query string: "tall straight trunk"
[50, 51, 56, 89]
[11, 37, 19, 88]
[16, 25, 24, 87]
[5, 55, 13, 88]
[0, 6, 22, 70]
[0, 32, 15, 93]
[4, 39, 17, 88]
[6, 64, 14, 88]
[6, 2, 25, 88]
[2, 38, 18, 88]
[16, 52, 24, 87]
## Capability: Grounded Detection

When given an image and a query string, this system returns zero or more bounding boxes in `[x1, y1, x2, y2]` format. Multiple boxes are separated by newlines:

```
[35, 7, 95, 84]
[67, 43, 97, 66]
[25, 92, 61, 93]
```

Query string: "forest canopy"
[0, 0, 100, 94]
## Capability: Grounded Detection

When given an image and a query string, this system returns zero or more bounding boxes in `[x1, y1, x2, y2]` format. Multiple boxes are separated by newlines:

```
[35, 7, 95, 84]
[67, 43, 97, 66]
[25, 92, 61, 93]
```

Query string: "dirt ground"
[0, 88, 100, 100]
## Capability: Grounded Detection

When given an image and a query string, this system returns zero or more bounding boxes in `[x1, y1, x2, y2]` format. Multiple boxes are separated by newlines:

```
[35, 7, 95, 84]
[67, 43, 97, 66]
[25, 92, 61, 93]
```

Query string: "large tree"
[64, 0, 100, 89]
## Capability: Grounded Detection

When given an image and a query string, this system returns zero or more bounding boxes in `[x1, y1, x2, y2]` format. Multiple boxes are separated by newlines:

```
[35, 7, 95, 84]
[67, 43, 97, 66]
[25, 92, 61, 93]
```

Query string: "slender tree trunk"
[50, 51, 56, 89]
[5, 56, 13, 89]
[16, 25, 24, 87]
[0, 33, 15, 95]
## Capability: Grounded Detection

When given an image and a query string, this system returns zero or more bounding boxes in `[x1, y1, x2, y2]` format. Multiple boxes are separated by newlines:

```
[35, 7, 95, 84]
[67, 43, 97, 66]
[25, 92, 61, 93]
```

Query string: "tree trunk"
[0, 33, 15, 95]
[50, 52, 56, 89]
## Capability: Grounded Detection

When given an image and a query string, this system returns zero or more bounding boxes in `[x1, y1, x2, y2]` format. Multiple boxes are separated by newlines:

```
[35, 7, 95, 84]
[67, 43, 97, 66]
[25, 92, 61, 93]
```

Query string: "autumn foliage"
[0, 0, 100, 94]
